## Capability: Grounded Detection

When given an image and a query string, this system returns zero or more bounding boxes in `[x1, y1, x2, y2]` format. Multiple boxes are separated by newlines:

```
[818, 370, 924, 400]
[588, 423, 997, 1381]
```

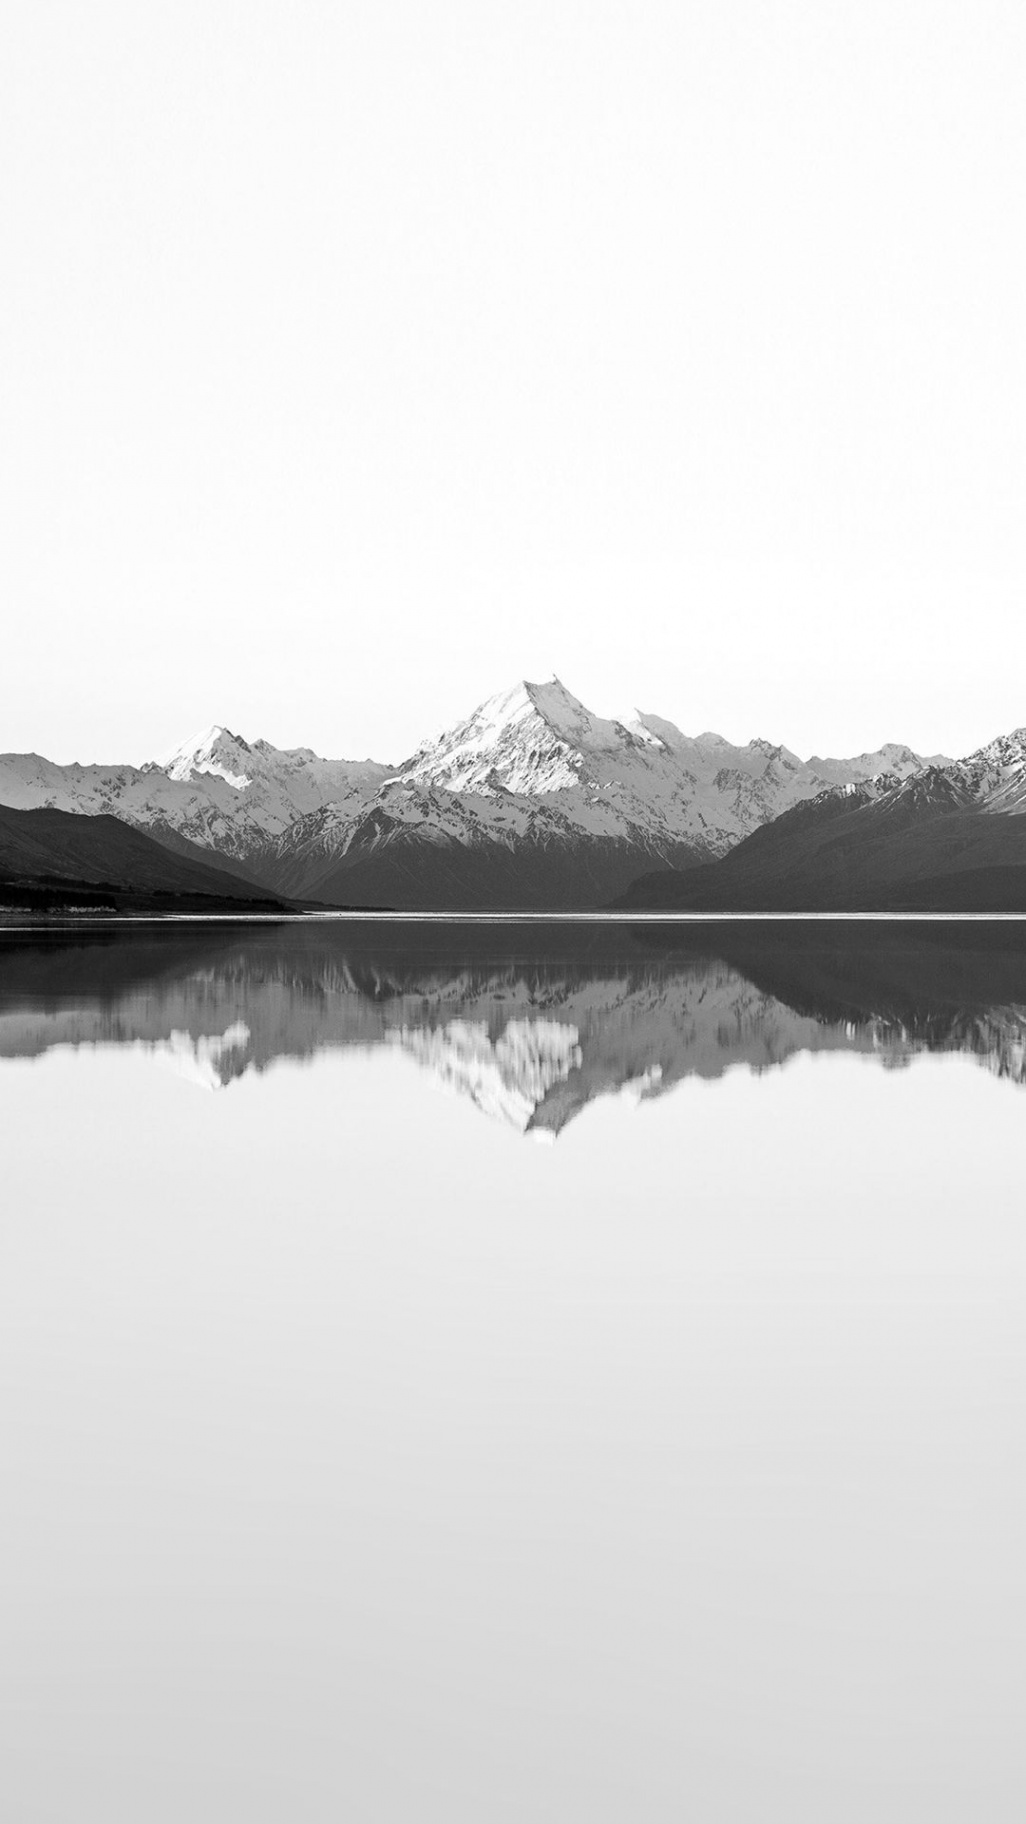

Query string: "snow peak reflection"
[3, 921, 1026, 1135]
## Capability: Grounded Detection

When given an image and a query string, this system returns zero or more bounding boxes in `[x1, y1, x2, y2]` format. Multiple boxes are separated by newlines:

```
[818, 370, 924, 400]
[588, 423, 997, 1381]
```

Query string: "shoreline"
[5, 908, 1026, 932]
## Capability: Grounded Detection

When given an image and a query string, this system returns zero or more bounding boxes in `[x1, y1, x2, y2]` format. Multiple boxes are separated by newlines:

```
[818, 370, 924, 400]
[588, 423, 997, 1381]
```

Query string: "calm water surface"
[1, 919, 1024, 1821]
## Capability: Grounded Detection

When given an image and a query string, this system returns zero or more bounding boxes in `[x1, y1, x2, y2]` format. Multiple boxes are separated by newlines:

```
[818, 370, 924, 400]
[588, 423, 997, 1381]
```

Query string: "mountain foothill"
[3, 677, 1026, 911]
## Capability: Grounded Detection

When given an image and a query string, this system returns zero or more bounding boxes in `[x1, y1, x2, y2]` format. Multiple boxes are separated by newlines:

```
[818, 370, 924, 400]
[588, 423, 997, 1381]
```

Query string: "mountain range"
[0, 677, 961, 910]
[619, 728, 1026, 911]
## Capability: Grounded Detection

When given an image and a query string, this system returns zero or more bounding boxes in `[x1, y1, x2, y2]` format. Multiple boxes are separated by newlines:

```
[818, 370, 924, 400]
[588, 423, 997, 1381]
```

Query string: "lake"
[2, 917, 1024, 1821]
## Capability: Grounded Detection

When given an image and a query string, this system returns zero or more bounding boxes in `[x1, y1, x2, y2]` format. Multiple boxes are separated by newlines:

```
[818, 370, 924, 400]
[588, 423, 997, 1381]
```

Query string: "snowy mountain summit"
[401, 678, 648, 796]
[156, 726, 256, 789]
[950, 726, 1026, 812]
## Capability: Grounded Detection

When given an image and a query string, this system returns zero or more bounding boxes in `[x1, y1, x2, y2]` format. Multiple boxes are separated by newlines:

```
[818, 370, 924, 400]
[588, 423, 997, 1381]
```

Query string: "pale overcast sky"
[2, 1, 1025, 765]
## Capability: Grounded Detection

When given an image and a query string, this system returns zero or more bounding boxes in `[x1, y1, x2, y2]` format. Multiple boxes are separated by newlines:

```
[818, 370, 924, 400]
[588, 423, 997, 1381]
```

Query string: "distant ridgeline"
[4, 677, 1026, 910]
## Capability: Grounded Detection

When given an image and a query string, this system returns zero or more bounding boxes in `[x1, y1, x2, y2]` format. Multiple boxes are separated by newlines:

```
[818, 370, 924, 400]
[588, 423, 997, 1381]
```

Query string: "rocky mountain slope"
[618, 727, 1026, 911]
[0, 680, 947, 908]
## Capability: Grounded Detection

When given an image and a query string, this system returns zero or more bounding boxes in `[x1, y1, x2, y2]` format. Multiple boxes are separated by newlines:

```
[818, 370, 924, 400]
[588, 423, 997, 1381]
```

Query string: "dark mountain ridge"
[617, 755, 1026, 912]
[0, 803, 284, 913]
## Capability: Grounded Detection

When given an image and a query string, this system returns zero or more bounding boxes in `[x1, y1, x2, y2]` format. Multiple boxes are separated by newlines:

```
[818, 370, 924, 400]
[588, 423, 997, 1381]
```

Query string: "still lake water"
[2, 916, 1025, 1821]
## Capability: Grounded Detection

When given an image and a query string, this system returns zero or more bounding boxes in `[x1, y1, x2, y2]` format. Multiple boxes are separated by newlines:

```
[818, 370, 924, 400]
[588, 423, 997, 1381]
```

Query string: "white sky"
[2, 0, 1025, 766]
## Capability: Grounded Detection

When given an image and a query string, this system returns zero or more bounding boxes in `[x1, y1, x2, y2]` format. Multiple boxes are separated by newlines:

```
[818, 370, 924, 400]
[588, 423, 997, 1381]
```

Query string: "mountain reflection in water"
[2, 919, 1026, 1133]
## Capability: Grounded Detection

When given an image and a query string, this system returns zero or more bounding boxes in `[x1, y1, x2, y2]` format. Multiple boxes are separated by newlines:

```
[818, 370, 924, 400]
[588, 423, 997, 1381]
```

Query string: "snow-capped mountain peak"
[627, 712, 688, 751]
[346, 676, 961, 883]
[400, 676, 643, 796]
[519, 676, 640, 751]
[961, 726, 1026, 773]
[948, 725, 1026, 811]
[155, 725, 255, 790]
